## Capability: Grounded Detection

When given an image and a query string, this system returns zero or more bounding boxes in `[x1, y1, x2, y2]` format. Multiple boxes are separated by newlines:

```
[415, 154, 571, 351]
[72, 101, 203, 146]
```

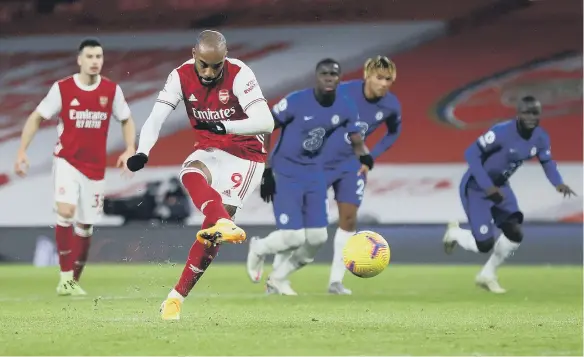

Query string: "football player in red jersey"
[127, 30, 274, 320]
[14, 38, 136, 296]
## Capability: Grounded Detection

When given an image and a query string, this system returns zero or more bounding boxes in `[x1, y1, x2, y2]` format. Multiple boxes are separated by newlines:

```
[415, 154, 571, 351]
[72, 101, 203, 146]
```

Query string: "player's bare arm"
[118, 117, 137, 171]
[15, 80, 61, 177]
[14, 110, 46, 177]
[349, 132, 373, 175]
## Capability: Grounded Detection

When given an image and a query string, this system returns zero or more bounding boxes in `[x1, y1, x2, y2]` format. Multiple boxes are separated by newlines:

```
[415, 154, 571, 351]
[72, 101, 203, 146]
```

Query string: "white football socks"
[168, 289, 185, 303]
[329, 228, 354, 285]
[59, 270, 74, 281]
[480, 234, 520, 278]
[271, 242, 320, 281]
[253, 230, 287, 256]
[450, 227, 479, 252]
[273, 250, 293, 270]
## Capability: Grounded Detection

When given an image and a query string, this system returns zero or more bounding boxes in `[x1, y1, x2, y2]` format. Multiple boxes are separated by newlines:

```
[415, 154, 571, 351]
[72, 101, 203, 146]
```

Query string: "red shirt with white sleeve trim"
[157, 58, 268, 163]
[36, 74, 131, 180]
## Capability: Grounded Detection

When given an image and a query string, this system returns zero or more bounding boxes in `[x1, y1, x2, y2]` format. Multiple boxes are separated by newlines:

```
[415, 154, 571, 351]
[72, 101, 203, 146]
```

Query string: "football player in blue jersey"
[270, 56, 402, 294]
[246, 58, 374, 295]
[443, 95, 576, 293]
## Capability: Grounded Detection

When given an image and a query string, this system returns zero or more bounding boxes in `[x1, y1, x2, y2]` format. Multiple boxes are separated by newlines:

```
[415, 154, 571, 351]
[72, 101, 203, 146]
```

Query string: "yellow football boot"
[160, 298, 182, 320]
[56, 276, 87, 296]
[196, 218, 246, 247]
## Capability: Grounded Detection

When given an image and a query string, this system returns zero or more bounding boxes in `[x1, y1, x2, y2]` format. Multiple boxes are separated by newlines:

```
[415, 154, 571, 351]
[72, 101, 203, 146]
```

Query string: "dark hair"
[78, 38, 102, 53]
[315, 58, 340, 72]
[521, 95, 538, 103]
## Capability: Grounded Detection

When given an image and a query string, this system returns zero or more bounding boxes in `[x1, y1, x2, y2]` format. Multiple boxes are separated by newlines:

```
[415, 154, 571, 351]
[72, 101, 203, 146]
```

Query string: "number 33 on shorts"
[91, 194, 104, 211]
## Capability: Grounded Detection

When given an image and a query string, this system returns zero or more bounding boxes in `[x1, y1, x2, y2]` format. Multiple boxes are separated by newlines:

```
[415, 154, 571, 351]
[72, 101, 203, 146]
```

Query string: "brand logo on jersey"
[188, 94, 198, 102]
[218, 89, 230, 104]
[70, 98, 80, 106]
[435, 51, 582, 130]
[69, 110, 108, 129]
[99, 96, 108, 107]
[192, 107, 236, 120]
[375, 111, 384, 121]
[331, 115, 340, 125]
[304, 116, 313, 121]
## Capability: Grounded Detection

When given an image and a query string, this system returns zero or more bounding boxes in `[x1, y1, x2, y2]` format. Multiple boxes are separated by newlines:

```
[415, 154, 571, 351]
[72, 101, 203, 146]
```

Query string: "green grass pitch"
[0, 264, 581, 356]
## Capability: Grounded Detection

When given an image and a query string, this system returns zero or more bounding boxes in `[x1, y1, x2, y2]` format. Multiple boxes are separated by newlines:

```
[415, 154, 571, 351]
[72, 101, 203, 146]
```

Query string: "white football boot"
[265, 276, 298, 296]
[442, 221, 460, 254]
[246, 237, 265, 283]
[475, 274, 506, 294]
[328, 282, 352, 295]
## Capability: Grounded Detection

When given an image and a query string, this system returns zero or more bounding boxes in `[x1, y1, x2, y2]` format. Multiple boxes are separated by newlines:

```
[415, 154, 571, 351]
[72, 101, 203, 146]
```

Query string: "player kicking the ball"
[443, 96, 576, 293]
[14, 38, 136, 296]
[126, 30, 274, 320]
[246, 59, 373, 295]
[271, 56, 402, 295]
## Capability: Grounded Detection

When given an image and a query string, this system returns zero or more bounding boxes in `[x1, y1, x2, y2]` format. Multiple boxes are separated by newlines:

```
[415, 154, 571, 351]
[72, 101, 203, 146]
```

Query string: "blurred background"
[0, 0, 582, 266]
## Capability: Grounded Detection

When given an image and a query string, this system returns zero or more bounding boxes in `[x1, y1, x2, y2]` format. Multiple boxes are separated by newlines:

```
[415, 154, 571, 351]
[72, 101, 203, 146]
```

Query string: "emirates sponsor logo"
[69, 109, 108, 120]
[192, 107, 236, 120]
[69, 110, 108, 129]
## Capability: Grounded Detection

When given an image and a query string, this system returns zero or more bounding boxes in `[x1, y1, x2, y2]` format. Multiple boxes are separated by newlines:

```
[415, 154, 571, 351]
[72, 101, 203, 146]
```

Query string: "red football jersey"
[157, 58, 267, 163]
[36, 74, 131, 180]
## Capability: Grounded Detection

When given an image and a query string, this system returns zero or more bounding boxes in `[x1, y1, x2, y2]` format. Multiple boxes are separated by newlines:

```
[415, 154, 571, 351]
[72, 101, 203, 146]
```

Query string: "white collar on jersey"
[73, 73, 102, 91]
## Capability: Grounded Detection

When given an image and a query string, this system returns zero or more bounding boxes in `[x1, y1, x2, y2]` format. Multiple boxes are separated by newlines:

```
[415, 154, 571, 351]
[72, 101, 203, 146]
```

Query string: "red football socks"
[55, 224, 73, 272]
[174, 217, 220, 297]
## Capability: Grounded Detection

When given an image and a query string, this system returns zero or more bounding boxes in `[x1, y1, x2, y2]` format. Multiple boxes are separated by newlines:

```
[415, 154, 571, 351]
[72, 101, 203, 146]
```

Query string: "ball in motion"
[342, 231, 390, 278]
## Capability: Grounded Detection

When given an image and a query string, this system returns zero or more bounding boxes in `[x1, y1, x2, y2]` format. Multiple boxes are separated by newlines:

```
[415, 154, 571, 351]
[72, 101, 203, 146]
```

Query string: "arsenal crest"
[218, 89, 229, 104]
[99, 96, 108, 107]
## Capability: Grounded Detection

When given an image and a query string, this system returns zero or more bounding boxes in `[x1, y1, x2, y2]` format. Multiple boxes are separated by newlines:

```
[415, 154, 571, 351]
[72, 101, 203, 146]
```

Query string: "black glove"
[194, 120, 227, 135]
[359, 154, 374, 170]
[485, 186, 504, 204]
[260, 168, 276, 203]
[126, 153, 148, 172]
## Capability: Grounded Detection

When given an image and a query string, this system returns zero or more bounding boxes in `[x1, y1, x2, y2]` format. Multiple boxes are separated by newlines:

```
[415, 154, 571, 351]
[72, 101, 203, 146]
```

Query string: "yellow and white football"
[342, 230, 390, 278]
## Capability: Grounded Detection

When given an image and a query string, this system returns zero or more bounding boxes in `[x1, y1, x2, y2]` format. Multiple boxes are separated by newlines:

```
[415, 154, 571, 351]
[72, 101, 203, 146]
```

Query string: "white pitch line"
[0, 289, 412, 302]
[0, 291, 347, 302]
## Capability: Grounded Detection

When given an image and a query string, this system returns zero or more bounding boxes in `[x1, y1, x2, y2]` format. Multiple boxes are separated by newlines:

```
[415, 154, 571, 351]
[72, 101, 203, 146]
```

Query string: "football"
[342, 230, 391, 278]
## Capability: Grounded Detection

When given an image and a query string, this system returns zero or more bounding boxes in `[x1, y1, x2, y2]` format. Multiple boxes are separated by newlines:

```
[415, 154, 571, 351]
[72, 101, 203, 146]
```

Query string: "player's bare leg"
[72, 223, 93, 282]
[160, 161, 242, 320]
[54, 203, 86, 296]
[328, 202, 357, 295]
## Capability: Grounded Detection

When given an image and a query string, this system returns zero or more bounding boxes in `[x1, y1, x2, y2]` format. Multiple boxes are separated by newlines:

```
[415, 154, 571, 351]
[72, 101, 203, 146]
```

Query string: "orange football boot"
[196, 218, 246, 247]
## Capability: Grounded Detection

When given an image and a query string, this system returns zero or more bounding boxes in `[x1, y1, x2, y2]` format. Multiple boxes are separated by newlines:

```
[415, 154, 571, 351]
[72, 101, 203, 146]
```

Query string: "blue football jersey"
[322, 79, 402, 170]
[463, 119, 557, 190]
[270, 88, 360, 178]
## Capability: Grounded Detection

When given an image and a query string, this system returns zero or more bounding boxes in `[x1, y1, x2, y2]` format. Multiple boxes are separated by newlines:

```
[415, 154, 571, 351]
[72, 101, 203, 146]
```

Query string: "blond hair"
[364, 56, 396, 81]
